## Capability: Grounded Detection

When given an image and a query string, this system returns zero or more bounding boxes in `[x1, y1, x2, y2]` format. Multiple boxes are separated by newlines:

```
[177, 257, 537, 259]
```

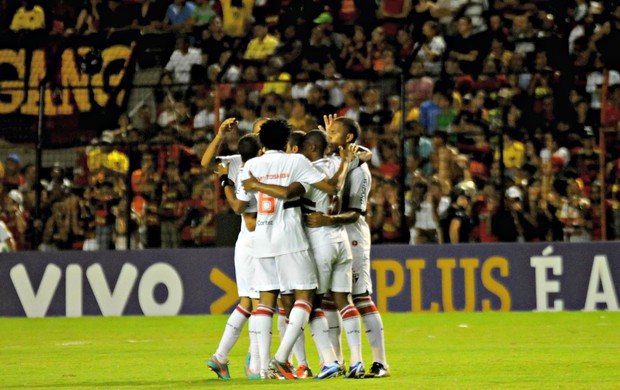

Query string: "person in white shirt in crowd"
[164, 35, 202, 85]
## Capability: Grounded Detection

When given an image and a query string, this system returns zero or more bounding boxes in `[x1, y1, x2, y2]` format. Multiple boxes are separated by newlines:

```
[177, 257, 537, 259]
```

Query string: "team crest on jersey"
[352, 240, 358, 246]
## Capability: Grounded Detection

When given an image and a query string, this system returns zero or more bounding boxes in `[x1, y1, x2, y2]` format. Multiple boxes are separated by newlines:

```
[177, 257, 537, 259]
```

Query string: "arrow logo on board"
[209, 268, 238, 314]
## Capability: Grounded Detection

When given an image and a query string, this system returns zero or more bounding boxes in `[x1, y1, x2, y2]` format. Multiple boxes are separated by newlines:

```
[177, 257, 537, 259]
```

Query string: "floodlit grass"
[0, 312, 619, 389]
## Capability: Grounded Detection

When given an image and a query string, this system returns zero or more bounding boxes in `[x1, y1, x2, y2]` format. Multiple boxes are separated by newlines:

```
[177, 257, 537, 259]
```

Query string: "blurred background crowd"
[0, 0, 619, 250]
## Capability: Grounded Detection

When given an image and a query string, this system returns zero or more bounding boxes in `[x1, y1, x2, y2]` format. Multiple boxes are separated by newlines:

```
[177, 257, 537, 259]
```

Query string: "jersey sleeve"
[291, 155, 326, 186]
[346, 169, 370, 212]
[227, 155, 243, 183]
[235, 166, 252, 202]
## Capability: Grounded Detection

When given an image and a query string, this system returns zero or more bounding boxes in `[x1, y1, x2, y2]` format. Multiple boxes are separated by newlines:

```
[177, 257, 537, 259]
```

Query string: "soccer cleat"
[345, 361, 365, 379]
[295, 365, 313, 379]
[314, 361, 343, 379]
[260, 369, 279, 379]
[268, 358, 297, 380]
[243, 353, 251, 377]
[206, 355, 231, 379]
[367, 362, 390, 378]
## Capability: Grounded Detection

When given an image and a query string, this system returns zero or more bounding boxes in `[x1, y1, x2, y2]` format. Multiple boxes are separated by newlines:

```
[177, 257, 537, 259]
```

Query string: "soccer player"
[237, 119, 350, 379]
[202, 118, 264, 379]
[308, 116, 391, 378]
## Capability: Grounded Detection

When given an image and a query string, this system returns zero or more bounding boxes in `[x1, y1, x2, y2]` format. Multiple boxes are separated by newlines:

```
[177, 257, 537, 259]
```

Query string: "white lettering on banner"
[9, 262, 184, 317]
[10, 263, 62, 318]
[138, 263, 184, 316]
[66, 264, 83, 317]
[86, 263, 138, 316]
[530, 246, 564, 311]
[584, 255, 619, 311]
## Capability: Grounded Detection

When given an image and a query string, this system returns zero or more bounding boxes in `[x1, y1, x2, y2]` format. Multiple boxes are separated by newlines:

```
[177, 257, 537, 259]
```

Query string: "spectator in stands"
[189, 183, 217, 246]
[342, 26, 372, 77]
[74, 0, 100, 35]
[165, 35, 203, 85]
[413, 20, 445, 76]
[190, 0, 217, 33]
[1, 190, 28, 250]
[244, 23, 279, 61]
[163, 0, 196, 32]
[98, 0, 136, 36]
[41, 201, 72, 251]
[447, 16, 484, 76]
[220, 0, 253, 38]
[377, 0, 412, 37]
[9, 0, 45, 33]
[159, 160, 187, 248]
[200, 16, 232, 66]
[2, 154, 24, 189]
[440, 182, 473, 243]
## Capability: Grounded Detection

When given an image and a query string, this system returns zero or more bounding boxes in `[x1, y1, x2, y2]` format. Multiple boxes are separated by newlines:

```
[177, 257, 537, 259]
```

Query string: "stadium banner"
[0, 242, 618, 317]
[0, 34, 137, 145]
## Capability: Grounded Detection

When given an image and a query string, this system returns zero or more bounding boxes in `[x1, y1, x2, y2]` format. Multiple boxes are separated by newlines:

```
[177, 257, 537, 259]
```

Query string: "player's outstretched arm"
[243, 173, 306, 199]
[218, 163, 248, 214]
[200, 118, 238, 167]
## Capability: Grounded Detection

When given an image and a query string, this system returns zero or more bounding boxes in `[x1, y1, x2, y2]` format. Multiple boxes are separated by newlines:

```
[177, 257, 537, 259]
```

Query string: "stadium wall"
[1, 242, 619, 317]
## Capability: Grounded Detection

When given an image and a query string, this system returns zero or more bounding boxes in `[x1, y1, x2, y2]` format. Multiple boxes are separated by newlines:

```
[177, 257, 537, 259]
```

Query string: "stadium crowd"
[1, 0, 620, 250]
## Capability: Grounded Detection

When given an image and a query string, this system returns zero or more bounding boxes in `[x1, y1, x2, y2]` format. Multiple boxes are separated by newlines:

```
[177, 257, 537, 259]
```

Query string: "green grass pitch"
[1, 312, 619, 389]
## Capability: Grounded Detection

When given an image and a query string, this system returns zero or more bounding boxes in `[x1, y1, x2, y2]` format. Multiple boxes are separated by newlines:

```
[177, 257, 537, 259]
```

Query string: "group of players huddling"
[201, 115, 389, 380]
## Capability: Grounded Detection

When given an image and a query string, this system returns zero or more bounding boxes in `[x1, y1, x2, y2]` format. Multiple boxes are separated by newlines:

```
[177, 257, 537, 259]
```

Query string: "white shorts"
[311, 240, 352, 295]
[234, 244, 259, 299]
[255, 249, 318, 292]
[350, 238, 372, 295]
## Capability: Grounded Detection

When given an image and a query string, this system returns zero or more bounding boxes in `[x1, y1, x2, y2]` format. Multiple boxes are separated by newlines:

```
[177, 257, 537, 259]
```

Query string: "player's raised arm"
[320, 144, 354, 194]
[243, 172, 306, 200]
[218, 162, 248, 214]
[201, 118, 238, 167]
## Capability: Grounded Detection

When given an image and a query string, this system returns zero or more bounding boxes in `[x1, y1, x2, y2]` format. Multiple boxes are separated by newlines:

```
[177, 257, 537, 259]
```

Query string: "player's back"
[242, 150, 324, 257]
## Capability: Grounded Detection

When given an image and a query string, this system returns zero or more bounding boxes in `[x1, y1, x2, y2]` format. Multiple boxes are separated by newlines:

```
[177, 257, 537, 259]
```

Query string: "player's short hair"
[288, 130, 306, 150]
[238, 134, 261, 163]
[334, 117, 361, 142]
[259, 119, 291, 151]
[304, 129, 328, 156]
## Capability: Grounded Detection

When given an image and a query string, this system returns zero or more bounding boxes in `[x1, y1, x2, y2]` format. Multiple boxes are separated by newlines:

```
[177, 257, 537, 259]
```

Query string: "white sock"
[323, 300, 343, 365]
[292, 329, 308, 367]
[214, 304, 251, 362]
[340, 304, 363, 366]
[354, 296, 387, 367]
[248, 314, 260, 373]
[309, 308, 339, 365]
[277, 307, 287, 342]
[254, 304, 275, 371]
[274, 300, 311, 363]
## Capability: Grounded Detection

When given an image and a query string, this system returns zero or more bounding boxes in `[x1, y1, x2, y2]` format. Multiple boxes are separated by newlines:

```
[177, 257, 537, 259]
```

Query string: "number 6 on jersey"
[258, 192, 276, 214]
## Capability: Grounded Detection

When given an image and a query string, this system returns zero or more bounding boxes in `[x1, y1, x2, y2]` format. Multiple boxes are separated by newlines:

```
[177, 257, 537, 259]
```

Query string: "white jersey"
[238, 150, 325, 257]
[342, 163, 372, 246]
[235, 166, 257, 248]
[303, 157, 348, 244]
